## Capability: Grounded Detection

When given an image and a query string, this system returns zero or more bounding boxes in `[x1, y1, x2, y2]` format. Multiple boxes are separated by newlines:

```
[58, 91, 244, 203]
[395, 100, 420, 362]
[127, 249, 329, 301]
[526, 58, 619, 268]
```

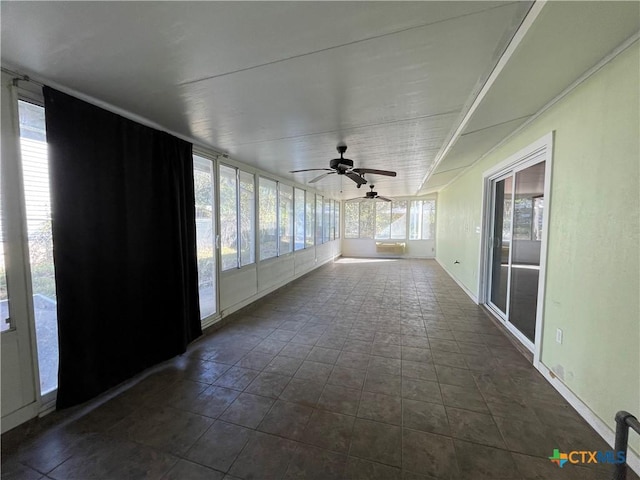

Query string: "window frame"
[258, 176, 279, 262]
[192, 152, 223, 327]
[294, 187, 305, 251]
[343, 197, 436, 240]
[315, 194, 323, 245]
[278, 182, 293, 256]
[238, 170, 256, 266]
[218, 163, 240, 271]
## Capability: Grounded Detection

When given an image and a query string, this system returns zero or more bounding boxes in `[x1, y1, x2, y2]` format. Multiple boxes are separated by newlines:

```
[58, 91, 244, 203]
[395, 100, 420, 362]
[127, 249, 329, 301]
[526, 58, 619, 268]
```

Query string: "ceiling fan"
[289, 144, 396, 186]
[348, 185, 392, 202]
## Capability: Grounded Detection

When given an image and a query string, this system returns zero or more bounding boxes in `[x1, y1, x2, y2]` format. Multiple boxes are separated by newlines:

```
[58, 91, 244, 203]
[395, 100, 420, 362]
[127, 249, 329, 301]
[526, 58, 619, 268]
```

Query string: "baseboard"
[434, 257, 479, 304]
[537, 362, 640, 475]
[435, 260, 640, 476]
[218, 253, 339, 320]
[1, 402, 39, 434]
[341, 254, 436, 260]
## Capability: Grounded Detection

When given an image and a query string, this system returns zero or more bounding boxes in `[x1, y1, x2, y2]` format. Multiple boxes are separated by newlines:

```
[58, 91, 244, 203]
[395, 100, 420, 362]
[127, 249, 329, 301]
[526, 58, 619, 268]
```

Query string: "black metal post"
[614, 411, 640, 480]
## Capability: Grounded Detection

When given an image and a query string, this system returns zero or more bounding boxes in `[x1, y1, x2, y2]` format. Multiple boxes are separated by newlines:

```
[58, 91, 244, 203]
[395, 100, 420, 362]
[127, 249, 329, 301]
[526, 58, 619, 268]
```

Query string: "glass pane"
[513, 197, 533, 240]
[335, 202, 341, 239]
[344, 202, 359, 238]
[323, 199, 330, 243]
[305, 192, 314, 247]
[259, 178, 278, 260]
[18, 100, 58, 395]
[509, 162, 545, 342]
[390, 201, 407, 239]
[375, 202, 391, 239]
[330, 200, 335, 240]
[0, 193, 9, 332]
[239, 171, 255, 266]
[279, 184, 293, 255]
[294, 188, 305, 250]
[315, 195, 323, 245]
[533, 197, 544, 241]
[359, 202, 374, 238]
[193, 156, 216, 318]
[422, 200, 436, 240]
[490, 176, 512, 315]
[409, 201, 420, 240]
[219, 165, 238, 270]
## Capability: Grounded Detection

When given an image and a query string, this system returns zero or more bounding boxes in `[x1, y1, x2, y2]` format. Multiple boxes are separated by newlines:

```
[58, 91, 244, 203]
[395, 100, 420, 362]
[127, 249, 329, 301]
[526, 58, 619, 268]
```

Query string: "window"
[279, 184, 293, 255]
[0, 203, 8, 332]
[345, 199, 432, 240]
[330, 200, 336, 240]
[294, 188, 305, 251]
[220, 165, 255, 269]
[359, 202, 374, 238]
[18, 100, 58, 395]
[335, 202, 341, 239]
[305, 192, 315, 247]
[409, 199, 436, 240]
[239, 171, 255, 266]
[375, 202, 391, 239]
[315, 194, 323, 245]
[193, 155, 216, 318]
[344, 202, 359, 238]
[219, 165, 238, 270]
[259, 178, 278, 260]
[391, 201, 407, 239]
[323, 199, 331, 243]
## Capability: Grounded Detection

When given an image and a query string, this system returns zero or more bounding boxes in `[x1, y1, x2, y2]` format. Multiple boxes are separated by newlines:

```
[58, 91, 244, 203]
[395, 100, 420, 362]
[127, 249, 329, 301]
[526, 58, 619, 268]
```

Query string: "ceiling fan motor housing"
[330, 157, 354, 171]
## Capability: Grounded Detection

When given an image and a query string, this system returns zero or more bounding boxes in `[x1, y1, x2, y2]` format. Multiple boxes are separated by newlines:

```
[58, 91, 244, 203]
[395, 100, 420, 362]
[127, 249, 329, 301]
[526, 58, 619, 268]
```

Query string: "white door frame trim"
[477, 132, 554, 367]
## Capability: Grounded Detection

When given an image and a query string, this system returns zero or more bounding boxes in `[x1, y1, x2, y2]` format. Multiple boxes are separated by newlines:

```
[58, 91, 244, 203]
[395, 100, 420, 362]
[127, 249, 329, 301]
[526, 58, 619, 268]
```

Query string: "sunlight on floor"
[335, 257, 399, 264]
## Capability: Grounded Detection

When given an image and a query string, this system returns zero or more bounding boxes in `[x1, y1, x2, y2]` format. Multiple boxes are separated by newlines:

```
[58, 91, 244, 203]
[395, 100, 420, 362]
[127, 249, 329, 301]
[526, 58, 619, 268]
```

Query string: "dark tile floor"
[2, 259, 636, 480]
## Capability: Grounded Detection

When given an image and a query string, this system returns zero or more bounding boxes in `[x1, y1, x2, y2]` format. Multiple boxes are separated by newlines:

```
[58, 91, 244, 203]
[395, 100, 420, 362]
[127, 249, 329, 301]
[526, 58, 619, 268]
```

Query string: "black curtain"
[43, 87, 201, 408]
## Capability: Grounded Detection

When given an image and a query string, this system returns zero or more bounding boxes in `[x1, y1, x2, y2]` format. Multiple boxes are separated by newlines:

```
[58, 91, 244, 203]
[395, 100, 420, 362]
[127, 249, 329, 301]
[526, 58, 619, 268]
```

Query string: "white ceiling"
[2, 2, 638, 200]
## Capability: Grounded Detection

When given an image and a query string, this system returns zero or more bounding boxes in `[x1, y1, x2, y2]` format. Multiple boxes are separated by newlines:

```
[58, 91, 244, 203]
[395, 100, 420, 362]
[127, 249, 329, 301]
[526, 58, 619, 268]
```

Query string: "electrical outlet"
[556, 328, 563, 344]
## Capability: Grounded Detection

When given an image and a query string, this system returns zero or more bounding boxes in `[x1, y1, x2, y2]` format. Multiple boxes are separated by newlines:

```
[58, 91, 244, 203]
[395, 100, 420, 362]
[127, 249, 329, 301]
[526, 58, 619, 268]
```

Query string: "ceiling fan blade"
[345, 197, 364, 201]
[289, 168, 333, 173]
[309, 172, 335, 183]
[351, 168, 397, 177]
[377, 196, 392, 202]
[346, 172, 367, 185]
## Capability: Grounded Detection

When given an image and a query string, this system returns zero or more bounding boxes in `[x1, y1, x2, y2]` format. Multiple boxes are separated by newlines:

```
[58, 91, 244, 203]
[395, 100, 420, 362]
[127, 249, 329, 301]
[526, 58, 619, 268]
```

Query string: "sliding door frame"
[477, 132, 554, 367]
[192, 148, 222, 329]
[486, 171, 515, 323]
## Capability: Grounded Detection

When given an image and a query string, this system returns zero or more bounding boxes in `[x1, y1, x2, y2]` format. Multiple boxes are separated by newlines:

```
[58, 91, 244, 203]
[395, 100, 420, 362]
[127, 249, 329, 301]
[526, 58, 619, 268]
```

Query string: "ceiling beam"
[416, 0, 547, 194]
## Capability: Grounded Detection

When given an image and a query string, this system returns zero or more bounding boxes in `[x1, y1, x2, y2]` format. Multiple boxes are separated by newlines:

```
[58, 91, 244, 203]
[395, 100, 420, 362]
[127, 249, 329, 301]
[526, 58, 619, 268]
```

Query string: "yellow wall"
[437, 43, 639, 451]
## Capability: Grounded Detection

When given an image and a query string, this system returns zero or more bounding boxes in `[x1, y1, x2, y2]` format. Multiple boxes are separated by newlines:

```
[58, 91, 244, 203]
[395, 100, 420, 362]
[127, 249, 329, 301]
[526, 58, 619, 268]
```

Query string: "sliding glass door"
[193, 155, 217, 320]
[18, 100, 58, 397]
[488, 175, 512, 317]
[486, 160, 546, 349]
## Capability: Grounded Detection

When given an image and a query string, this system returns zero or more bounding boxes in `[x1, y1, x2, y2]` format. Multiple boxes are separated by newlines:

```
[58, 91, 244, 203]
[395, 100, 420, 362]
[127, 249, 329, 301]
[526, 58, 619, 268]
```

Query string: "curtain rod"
[1, 67, 43, 87]
[0, 65, 230, 157]
[2, 65, 334, 195]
